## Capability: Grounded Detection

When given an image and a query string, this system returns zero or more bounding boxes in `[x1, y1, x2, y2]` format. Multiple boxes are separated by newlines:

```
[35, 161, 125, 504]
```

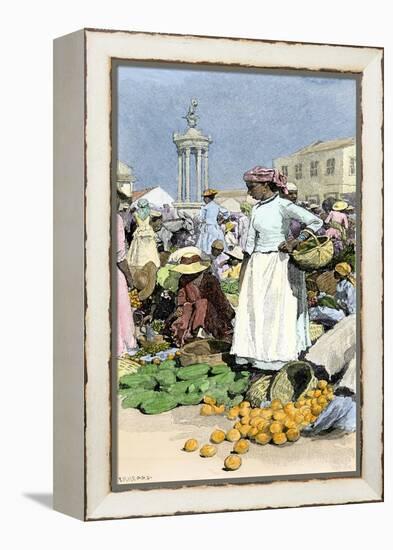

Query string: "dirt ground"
[117, 401, 357, 485]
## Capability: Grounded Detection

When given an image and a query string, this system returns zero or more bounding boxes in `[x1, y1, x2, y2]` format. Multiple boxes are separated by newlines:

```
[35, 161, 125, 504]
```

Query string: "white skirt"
[127, 229, 160, 274]
[230, 251, 310, 367]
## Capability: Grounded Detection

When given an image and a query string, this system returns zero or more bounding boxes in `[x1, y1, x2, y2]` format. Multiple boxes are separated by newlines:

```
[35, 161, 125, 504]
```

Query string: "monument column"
[173, 99, 213, 215]
[203, 150, 209, 190]
[177, 149, 183, 202]
[196, 148, 202, 201]
[185, 148, 191, 202]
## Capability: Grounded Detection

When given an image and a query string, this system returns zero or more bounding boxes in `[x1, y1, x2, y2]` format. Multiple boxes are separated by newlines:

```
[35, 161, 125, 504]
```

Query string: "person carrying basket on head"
[230, 166, 323, 372]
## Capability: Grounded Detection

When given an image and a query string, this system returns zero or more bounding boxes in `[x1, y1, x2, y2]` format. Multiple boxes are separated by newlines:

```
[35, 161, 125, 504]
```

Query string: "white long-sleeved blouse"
[245, 194, 323, 254]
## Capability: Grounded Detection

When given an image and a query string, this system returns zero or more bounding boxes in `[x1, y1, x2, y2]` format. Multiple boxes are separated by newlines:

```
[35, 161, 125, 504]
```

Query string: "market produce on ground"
[178, 381, 336, 472]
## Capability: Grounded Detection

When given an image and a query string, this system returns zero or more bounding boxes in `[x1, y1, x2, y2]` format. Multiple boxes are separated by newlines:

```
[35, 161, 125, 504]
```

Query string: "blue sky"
[117, 64, 357, 198]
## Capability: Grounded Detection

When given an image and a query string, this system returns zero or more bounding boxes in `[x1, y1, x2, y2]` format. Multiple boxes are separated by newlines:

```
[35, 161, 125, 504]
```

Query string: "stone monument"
[173, 99, 212, 216]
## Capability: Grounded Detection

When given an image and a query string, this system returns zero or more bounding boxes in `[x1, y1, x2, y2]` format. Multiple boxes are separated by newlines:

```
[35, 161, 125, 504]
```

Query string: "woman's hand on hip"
[278, 239, 300, 253]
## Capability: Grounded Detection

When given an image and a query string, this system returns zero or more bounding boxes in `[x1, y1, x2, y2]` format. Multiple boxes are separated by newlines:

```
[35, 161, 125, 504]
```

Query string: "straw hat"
[334, 261, 356, 286]
[133, 261, 158, 301]
[211, 239, 224, 250]
[226, 246, 244, 261]
[332, 200, 349, 211]
[171, 253, 210, 275]
[203, 188, 218, 197]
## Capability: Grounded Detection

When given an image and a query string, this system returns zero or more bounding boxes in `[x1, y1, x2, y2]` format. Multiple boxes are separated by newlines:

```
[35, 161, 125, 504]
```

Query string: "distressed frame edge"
[53, 29, 86, 521]
[83, 30, 383, 521]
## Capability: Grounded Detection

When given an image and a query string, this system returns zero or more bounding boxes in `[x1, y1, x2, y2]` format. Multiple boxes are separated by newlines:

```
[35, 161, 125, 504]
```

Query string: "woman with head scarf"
[126, 198, 160, 274]
[230, 166, 323, 371]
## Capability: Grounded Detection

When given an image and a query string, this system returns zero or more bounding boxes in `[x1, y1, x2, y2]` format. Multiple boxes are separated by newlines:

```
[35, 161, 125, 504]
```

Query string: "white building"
[273, 137, 356, 204]
[131, 186, 175, 209]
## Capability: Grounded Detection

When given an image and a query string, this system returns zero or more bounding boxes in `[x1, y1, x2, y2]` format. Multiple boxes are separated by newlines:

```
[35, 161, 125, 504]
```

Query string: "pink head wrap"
[243, 166, 288, 194]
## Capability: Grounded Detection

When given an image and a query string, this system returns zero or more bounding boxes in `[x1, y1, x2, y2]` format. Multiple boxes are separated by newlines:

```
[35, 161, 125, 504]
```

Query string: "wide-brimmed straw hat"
[226, 246, 244, 261]
[133, 261, 158, 300]
[171, 253, 210, 275]
[332, 200, 349, 211]
[202, 188, 218, 197]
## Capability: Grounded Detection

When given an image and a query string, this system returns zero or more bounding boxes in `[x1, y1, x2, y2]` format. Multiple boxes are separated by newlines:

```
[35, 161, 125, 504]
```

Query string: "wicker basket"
[316, 270, 337, 295]
[179, 339, 232, 367]
[291, 230, 334, 270]
[246, 361, 318, 406]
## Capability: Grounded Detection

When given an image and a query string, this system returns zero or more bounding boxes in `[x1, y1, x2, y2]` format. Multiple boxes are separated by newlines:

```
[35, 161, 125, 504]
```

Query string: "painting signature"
[118, 474, 153, 483]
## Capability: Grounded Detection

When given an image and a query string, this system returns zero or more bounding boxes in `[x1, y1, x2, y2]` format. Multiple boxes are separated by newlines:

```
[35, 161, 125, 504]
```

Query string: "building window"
[326, 158, 335, 175]
[310, 161, 319, 177]
[295, 163, 303, 180]
[349, 157, 356, 175]
[281, 165, 288, 177]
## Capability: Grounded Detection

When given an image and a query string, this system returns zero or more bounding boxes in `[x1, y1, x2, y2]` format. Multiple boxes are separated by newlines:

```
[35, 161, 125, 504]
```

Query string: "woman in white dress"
[127, 199, 160, 274]
[231, 166, 323, 371]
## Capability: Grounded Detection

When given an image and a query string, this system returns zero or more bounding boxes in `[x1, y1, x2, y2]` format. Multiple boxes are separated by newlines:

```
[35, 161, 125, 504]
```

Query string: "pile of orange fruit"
[182, 380, 334, 471]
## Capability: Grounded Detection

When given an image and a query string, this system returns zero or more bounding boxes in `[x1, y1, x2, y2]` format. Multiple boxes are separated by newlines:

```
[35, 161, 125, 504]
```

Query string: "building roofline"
[275, 137, 355, 160]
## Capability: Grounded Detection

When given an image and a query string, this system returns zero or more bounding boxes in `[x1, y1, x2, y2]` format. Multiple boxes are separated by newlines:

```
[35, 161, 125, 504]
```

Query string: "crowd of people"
[116, 168, 356, 375]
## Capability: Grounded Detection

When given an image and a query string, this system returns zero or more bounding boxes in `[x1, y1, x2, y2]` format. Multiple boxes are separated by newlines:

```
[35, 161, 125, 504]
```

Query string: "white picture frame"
[53, 28, 383, 521]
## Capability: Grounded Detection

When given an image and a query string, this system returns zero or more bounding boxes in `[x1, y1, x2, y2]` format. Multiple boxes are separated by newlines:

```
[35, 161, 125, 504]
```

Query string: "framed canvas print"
[53, 29, 383, 521]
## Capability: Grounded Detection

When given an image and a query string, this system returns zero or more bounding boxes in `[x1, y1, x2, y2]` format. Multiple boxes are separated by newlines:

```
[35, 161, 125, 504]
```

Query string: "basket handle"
[299, 228, 319, 245]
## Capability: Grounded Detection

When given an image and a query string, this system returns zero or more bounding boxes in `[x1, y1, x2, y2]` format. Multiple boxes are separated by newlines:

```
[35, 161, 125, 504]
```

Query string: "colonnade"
[176, 147, 209, 203]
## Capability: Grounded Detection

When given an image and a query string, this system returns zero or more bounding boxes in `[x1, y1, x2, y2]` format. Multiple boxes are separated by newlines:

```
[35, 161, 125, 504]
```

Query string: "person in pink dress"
[325, 225, 344, 255]
[325, 201, 349, 241]
[117, 213, 137, 356]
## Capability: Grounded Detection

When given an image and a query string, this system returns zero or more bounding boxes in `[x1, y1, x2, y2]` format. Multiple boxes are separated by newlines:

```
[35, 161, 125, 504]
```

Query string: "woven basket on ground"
[179, 339, 232, 367]
[291, 230, 334, 271]
[316, 270, 337, 295]
[246, 361, 319, 407]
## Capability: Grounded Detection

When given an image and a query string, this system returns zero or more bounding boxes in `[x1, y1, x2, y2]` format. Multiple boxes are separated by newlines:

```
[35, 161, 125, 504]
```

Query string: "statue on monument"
[183, 98, 199, 128]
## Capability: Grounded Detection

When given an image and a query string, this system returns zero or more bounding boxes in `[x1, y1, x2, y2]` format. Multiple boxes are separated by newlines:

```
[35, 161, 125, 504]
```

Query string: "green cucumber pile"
[119, 359, 251, 414]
